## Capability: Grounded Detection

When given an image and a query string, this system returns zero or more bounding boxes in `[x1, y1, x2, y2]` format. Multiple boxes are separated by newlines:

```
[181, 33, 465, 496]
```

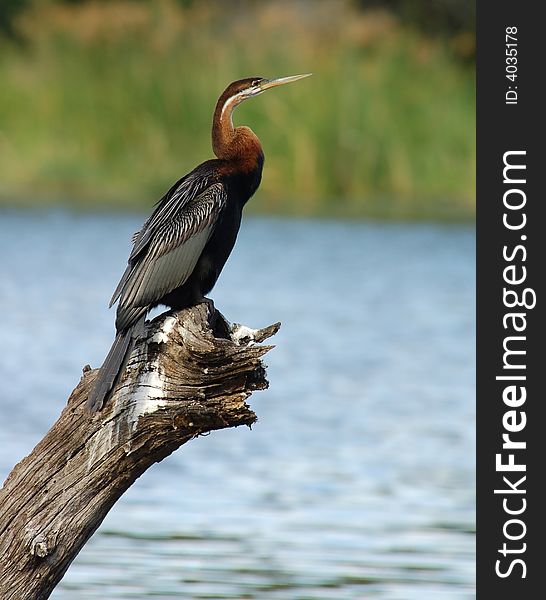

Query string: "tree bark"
[0, 302, 279, 600]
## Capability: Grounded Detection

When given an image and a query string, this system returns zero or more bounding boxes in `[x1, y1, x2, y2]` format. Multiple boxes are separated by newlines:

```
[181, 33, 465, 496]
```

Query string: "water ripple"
[0, 210, 475, 599]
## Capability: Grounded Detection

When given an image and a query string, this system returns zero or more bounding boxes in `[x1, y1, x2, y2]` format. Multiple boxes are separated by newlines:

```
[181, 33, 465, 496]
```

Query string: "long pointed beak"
[258, 73, 312, 92]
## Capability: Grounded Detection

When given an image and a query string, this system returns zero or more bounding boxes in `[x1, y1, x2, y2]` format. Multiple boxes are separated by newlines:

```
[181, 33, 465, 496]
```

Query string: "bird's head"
[213, 74, 311, 160]
[224, 74, 312, 101]
[218, 74, 312, 118]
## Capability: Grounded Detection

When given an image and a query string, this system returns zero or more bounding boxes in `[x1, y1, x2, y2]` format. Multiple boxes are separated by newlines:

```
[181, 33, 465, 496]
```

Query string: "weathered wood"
[0, 302, 279, 600]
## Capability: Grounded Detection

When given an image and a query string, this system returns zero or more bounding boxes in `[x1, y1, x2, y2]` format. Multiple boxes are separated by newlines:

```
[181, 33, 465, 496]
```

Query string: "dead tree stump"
[0, 302, 279, 600]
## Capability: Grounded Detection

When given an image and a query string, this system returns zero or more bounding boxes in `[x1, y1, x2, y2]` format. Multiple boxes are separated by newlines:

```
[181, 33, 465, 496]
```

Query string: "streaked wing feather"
[116, 182, 226, 312]
[130, 229, 211, 307]
[110, 174, 217, 308]
[110, 262, 133, 308]
[129, 171, 211, 261]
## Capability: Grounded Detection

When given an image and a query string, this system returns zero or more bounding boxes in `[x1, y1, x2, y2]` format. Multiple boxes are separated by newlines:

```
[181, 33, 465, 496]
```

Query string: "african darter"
[88, 74, 311, 411]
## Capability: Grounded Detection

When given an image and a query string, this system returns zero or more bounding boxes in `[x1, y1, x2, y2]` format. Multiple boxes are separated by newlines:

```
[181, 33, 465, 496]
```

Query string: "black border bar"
[477, 2, 543, 597]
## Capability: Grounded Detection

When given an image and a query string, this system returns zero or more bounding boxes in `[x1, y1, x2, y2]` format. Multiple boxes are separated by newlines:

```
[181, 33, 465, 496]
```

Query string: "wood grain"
[0, 302, 279, 599]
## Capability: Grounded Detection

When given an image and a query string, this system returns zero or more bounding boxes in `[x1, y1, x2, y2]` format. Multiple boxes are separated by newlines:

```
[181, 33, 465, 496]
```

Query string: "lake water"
[0, 210, 475, 599]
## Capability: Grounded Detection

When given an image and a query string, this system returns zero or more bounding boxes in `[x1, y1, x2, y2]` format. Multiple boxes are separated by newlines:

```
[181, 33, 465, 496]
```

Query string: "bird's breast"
[218, 155, 264, 205]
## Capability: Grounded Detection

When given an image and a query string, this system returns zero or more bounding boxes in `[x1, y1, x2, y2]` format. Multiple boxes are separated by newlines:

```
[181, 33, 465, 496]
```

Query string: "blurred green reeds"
[0, 0, 475, 219]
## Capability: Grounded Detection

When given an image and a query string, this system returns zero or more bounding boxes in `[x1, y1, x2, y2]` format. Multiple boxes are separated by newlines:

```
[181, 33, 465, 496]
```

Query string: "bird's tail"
[87, 318, 144, 412]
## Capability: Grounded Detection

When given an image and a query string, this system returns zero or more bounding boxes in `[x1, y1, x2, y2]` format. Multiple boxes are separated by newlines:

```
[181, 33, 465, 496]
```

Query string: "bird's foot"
[197, 296, 216, 316]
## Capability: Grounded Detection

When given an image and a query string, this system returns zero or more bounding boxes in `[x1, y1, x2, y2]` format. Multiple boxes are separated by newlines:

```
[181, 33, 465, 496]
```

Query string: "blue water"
[0, 210, 475, 599]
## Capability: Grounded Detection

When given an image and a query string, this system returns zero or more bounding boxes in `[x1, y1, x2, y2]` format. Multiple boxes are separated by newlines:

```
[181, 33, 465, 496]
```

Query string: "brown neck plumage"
[211, 91, 263, 169]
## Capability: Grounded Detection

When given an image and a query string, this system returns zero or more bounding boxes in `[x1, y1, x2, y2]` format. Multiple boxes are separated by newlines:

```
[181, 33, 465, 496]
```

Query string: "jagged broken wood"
[0, 302, 279, 600]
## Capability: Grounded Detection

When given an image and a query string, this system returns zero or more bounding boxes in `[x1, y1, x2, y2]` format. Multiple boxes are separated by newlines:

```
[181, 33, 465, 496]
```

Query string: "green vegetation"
[0, 0, 475, 219]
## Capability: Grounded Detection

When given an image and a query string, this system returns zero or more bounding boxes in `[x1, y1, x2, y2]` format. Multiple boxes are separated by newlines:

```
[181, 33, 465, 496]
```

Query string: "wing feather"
[130, 229, 210, 307]
[114, 182, 226, 319]
[129, 170, 212, 261]
[110, 170, 214, 308]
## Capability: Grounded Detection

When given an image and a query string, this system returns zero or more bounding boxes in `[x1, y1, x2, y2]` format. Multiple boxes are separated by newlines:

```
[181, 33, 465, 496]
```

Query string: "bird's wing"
[112, 181, 227, 317]
[110, 169, 219, 308]
[128, 169, 213, 263]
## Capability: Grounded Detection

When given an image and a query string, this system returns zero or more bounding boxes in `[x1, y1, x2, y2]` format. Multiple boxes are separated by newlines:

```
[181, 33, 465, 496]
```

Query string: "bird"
[87, 74, 311, 412]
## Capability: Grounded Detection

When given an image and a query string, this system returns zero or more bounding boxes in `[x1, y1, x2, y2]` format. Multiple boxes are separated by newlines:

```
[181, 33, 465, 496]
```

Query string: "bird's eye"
[252, 79, 261, 87]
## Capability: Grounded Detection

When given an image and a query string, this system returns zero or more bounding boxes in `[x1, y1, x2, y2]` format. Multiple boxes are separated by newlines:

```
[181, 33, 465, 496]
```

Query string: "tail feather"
[87, 319, 143, 412]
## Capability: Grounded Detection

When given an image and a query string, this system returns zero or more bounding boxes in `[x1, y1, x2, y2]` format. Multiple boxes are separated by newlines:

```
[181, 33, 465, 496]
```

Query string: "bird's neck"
[212, 95, 263, 170]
